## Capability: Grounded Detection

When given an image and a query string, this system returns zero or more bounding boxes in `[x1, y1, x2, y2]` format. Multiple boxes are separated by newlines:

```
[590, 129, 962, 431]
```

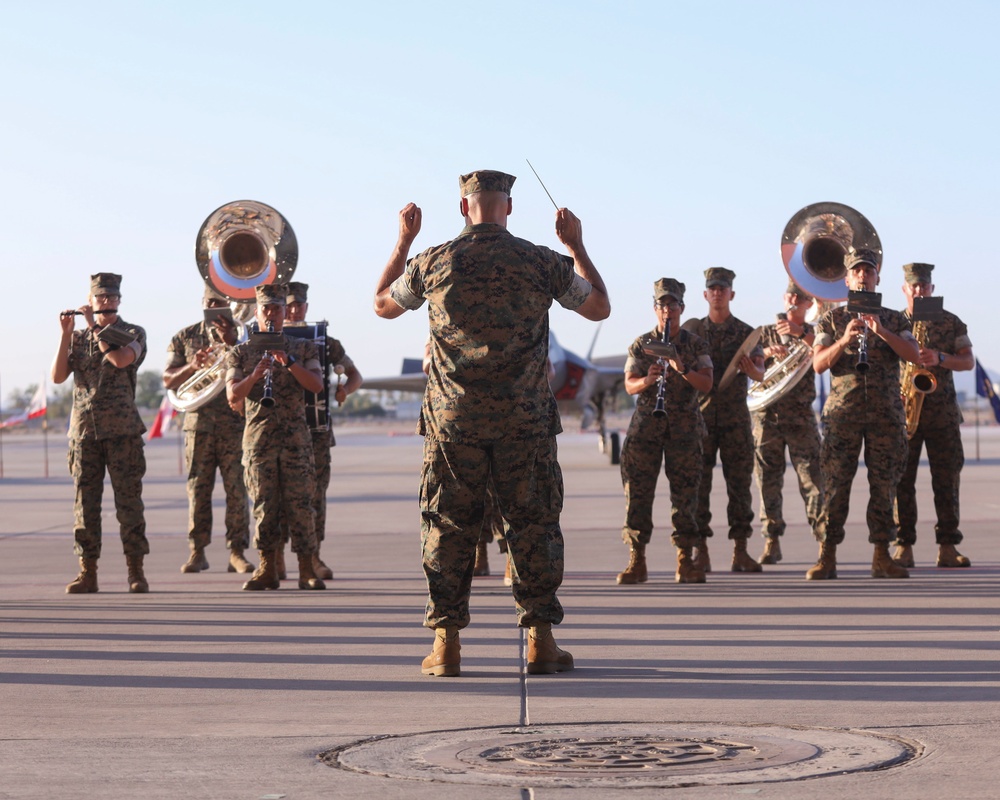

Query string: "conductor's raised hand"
[555, 208, 584, 250]
[398, 203, 422, 245]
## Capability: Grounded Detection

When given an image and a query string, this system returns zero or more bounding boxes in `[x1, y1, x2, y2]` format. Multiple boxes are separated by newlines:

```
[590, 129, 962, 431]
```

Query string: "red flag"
[0, 381, 47, 429]
[146, 394, 178, 440]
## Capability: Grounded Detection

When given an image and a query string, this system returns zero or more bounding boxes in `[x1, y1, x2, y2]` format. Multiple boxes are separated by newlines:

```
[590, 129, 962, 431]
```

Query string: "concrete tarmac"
[1, 424, 998, 799]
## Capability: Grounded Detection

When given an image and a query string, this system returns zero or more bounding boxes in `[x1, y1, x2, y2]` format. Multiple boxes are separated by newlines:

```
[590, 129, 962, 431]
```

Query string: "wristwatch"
[286, 354, 298, 368]
[938, 351, 946, 365]
[678, 363, 690, 376]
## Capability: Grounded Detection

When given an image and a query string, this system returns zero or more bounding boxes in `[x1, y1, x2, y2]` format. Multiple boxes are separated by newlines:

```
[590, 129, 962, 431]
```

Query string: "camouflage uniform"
[753, 323, 823, 540]
[66, 318, 148, 559]
[620, 327, 711, 548]
[165, 322, 249, 552]
[896, 308, 972, 546]
[681, 314, 761, 541]
[225, 334, 321, 554]
[814, 306, 913, 544]
[390, 220, 592, 630]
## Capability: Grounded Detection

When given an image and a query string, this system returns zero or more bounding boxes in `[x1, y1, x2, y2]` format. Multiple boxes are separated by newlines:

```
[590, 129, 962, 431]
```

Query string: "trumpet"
[260, 321, 276, 408]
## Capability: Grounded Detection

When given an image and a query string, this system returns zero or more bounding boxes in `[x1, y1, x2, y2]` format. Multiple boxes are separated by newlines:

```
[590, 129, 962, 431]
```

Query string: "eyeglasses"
[654, 301, 680, 311]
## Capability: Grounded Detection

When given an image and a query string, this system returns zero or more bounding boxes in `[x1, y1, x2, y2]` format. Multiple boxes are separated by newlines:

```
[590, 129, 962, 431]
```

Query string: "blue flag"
[975, 359, 1000, 424]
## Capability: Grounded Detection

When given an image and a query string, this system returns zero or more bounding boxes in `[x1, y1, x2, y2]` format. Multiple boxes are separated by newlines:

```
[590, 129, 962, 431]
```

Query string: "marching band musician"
[163, 285, 253, 576]
[225, 284, 327, 591]
[894, 263, 974, 569]
[809, 250, 919, 580]
[277, 281, 364, 581]
[680, 268, 766, 574]
[617, 278, 713, 585]
[52, 272, 151, 594]
[752, 281, 824, 565]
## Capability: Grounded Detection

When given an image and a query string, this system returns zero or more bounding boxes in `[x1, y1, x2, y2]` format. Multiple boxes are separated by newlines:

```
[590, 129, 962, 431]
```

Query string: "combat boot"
[872, 543, 909, 578]
[297, 553, 327, 590]
[693, 538, 712, 573]
[758, 537, 782, 565]
[616, 543, 647, 584]
[731, 538, 763, 572]
[806, 541, 837, 580]
[227, 549, 254, 573]
[675, 546, 706, 584]
[180, 547, 209, 573]
[66, 557, 99, 594]
[892, 544, 915, 568]
[473, 540, 490, 576]
[936, 543, 971, 568]
[242, 550, 280, 591]
[126, 554, 149, 593]
[275, 546, 288, 580]
[313, 546, 334, 580]
[421, 627, 461, 676]
[526, 623, 574, 674]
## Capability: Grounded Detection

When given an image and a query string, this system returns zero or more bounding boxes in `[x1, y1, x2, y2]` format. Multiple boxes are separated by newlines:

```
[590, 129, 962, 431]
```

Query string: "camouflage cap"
[459, 170, 516, 197]
[654, 278, 685, 303]
[255, 283, 287, 306]
[845, 248, 881, 272]
[286, 281, 309, 303]
[785, 280, 814, 301]
[704, 267, 736, 288]
[90, 272, 122, 296]
[902, 262, 934, 284]
[203, 283, 228, 304]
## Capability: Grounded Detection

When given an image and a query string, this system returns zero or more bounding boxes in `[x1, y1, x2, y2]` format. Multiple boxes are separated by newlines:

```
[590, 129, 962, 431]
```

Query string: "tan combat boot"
[732, 538, 763, 573]
[126, 554, 149, 593]
[675, 546, 706, 584]
[616, 543, 647, 585]
[66, 557, 99, 594]
[227, 549, 254, 573]
[806, 541, 837, 580]
[421, 627, 461, 676]
[758, 537, 782, 565]
[892, 544, 915, 568]
[313, 547, 334, 580]
[526, 623, 574, 674]
[473, 540, 490, 576]
[693, 538, 712, 573]
[297, 553, 327, 590]
[936, 543, 971, 568]
[872, 543, 909, 578]
[275, 546, 288, 580]
[180, 547, 209, 573]
[242, 550, 280, 591]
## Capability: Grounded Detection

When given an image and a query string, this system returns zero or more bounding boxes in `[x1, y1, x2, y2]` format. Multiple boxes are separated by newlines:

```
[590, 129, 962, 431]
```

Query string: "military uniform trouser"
[420, 436, 564, 630]
[818, 417, 907, 545]
[753, 416, 823, 539]
[619, 420, 702, 549]
[68, 435, 148, 559]
[244, 442, 318, 555]
[478, 478, 508, 547]
[184, 428, 249, 550]
[895, 420, 964, 545]
[698, 413, 755, 539]
[281, 432, 332, 547]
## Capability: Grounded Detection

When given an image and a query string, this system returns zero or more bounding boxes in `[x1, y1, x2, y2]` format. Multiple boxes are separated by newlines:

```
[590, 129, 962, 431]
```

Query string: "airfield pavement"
[1, 421, 999, 799]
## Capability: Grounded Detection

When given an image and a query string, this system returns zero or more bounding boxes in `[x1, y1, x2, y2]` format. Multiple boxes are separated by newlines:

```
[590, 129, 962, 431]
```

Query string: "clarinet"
[260, 321, 276, 408]
[652, 319, 671, 418]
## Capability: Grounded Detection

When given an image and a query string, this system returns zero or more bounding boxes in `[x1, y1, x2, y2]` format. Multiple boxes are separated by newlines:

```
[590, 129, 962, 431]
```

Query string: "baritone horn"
[167, 200, 298, 412]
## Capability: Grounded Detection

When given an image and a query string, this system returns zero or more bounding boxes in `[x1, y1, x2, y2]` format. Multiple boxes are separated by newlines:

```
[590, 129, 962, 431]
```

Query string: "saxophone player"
[894, 263, 975, 568]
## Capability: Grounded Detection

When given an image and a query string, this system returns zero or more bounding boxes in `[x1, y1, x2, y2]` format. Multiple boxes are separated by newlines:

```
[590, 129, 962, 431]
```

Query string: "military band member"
[680, 268, 766, 573]
[752, 282, 824, 565]
[277, 281, 364, 581]
[809, 250, 920, 580]
[225, 284, 326, 591]
[618, 278, 713, 585]
[163, 286, 252, 575]
[894, 262, 974, 568]
[374, 169, 610, 677]
[52, 272, 150, 594]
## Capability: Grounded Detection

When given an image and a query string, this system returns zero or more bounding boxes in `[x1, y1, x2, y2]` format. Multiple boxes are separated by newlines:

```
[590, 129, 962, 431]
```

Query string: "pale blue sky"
[2, 1, 997, 400]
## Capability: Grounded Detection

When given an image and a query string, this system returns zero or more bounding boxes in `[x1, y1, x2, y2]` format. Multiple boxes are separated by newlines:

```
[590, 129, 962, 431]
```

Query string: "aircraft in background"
[362, 329, 628, 463]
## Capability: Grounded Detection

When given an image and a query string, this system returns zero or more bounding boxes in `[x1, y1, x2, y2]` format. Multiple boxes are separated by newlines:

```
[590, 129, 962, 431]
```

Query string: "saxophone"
[901, 319, 938, 439]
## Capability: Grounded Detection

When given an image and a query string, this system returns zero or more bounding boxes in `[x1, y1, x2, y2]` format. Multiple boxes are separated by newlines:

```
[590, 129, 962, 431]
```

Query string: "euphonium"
[901, 319, 937, 439]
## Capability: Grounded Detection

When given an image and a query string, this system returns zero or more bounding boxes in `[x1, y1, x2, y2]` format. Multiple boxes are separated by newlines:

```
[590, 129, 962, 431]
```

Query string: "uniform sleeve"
[549, 251, 592, 310]
[389, 255, 427, 311]
[953, 316, 972, 350]
[624, 337, 647, 376]
[225, 348, 244, 383]
[302, 340, 321, 372]
[814, 312, 835, 348]
[164, 332, 188, 370]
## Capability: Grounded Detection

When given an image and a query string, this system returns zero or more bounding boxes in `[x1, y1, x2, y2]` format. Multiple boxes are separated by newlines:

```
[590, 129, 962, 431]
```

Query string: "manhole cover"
[320, 722, 919, 788]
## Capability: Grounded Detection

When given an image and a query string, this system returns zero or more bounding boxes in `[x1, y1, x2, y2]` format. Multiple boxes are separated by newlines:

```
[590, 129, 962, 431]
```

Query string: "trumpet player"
[225, 284, 327, 591]
[894, 263, 974, 568]
[52, 273, 150, 594]
[163, 285, 252, 576]
[618, 278, 712, 584]
[752, 282, 824, 565]
[810, 250, 919, 580]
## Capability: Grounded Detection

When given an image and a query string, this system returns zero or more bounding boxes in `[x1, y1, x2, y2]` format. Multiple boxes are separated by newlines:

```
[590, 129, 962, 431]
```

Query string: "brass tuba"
[168, 200, 298, 411]
[901, 319, 937, 439]
[748, 202, 881, 410]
